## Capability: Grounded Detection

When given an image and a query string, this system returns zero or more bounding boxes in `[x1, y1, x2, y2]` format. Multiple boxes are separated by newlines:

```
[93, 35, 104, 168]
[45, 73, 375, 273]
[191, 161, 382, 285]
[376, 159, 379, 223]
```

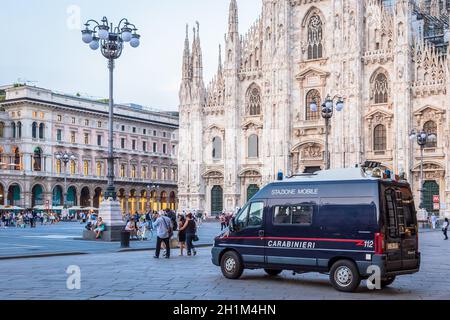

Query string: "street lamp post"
[81, 17, 140, 241]
[82, 16, 140, 201]
[310, 95, 345, 170]
[55, 152, 76, 209]
[409, 129, 437, 211]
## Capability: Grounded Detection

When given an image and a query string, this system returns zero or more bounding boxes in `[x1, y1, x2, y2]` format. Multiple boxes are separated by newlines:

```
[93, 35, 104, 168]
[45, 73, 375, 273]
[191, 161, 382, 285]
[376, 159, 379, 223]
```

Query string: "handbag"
[193, 235, 199, 242]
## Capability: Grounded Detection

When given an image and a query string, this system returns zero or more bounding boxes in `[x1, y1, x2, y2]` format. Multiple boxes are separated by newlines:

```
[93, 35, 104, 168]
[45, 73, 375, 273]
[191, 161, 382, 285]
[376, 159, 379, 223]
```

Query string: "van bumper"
[357, 253, 421, 278]
[211, 247, 225, 267]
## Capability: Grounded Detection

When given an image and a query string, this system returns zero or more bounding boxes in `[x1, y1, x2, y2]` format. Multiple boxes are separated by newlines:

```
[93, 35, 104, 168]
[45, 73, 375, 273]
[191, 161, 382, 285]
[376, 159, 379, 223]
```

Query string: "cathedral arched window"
[373, 73, 389, 104]
[212, 137, 222, 160]
[248, 135, 259, 159]
[247, 85, 261, 116]
[374, 124, 387, 151]
[306, 89, 321, 121]
[307, 14, 323, 60]
[424, 121, 437, 148]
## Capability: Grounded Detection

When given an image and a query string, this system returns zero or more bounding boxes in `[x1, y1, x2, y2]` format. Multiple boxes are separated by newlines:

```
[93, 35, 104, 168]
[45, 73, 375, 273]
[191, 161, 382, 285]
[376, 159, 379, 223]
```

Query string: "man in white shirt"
[152, 212, 173, 259]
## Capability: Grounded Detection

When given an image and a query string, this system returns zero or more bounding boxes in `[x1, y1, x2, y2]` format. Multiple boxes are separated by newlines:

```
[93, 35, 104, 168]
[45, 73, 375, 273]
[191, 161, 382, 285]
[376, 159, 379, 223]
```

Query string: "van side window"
[385, 189, 399, 238]
[399, 188, 417, 231]
[292, 205, 313, 225]
[248, 202, 264, 227]
[235, 205, 249, 229]
[235, 202, 264, 229]
[273, 204, 313, 226]
[274, 206, 291, 224]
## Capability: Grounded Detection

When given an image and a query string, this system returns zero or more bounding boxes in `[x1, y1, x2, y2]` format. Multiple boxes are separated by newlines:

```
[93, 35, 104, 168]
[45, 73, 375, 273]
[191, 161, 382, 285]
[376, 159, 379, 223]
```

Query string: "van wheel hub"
[225, 257, 236, 273]
[335, 266, 353, 287]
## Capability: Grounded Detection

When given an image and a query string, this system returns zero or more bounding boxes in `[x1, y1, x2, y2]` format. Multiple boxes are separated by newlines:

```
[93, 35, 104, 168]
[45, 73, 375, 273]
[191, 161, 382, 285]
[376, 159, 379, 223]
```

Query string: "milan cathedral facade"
[178, 0, 450, 217]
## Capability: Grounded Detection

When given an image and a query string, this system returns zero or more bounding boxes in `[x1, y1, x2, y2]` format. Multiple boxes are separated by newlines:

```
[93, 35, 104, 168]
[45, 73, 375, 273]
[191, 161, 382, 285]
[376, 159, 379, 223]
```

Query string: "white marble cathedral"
[178, 0, 450, 217]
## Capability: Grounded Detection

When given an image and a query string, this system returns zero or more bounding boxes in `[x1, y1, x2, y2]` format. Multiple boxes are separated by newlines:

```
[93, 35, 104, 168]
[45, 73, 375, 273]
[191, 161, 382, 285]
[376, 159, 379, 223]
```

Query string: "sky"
[0, 0, 261, 111]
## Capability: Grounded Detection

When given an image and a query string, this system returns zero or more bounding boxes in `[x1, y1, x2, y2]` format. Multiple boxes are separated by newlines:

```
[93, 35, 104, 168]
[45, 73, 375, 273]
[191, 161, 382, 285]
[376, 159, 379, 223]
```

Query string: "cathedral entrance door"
[423, 181, 440, 215]
[211, 186, 223, 216]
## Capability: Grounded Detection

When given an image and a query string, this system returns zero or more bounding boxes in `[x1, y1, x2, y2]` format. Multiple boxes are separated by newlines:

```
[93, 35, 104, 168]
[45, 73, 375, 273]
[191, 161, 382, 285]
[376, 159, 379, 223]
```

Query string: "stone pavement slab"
[0, 231, 449, 300]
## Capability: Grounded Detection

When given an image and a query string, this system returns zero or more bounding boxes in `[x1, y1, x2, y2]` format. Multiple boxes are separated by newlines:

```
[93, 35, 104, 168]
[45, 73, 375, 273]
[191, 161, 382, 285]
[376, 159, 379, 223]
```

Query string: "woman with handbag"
[443, 218, 449, 241]
[179, 213, 198, 256]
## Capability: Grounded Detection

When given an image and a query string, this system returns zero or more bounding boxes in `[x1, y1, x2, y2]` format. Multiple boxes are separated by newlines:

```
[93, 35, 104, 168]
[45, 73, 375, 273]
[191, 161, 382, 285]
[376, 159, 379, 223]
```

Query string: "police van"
[211, 166, 421, 292]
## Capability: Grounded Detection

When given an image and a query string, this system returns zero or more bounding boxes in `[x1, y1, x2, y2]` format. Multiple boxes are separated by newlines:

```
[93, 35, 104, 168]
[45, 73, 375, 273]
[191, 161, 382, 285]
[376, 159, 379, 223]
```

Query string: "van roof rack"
[361, 161, 382, 169]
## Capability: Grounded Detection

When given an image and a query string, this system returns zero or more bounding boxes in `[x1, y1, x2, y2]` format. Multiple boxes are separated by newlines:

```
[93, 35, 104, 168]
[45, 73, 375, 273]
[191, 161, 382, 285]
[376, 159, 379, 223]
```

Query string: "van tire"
[330, 260, 361, 293]
[220, 251, 244, 280]
[264, 269, 282, 276]
[381, 276, 396, 288]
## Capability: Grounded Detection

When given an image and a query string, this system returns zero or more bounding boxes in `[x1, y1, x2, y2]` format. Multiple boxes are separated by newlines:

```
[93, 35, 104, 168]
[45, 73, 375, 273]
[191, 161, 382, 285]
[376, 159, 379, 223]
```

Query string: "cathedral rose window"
[247, 85, 262, 116]
[373, 73, 389, 104]
[307, 14, 323, 60]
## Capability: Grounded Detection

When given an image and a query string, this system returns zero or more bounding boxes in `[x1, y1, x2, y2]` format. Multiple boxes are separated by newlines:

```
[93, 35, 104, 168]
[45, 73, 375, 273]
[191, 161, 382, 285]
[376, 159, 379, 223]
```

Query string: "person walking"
[179, 213, 197, 256]
[443, 218, 449, 240]
[432, 215, 438, 230]
[152, 211, 173, 259]
[1, 214, 6, 228]
[219, 213, 227, 231]
[178, 215, 187, 256]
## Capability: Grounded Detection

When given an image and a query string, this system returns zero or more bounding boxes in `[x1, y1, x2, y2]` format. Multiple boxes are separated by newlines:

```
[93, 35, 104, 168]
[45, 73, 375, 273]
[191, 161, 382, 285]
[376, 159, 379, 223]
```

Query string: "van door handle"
[258, 230, 265, 237]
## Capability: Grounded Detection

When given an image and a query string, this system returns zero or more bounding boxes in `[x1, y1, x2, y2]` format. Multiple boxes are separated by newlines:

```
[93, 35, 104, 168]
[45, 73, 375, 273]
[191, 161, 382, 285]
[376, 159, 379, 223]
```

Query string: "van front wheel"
[330, 260, 361, 292]
[265, 269, 282, 276]
[221, 251, 244, 280]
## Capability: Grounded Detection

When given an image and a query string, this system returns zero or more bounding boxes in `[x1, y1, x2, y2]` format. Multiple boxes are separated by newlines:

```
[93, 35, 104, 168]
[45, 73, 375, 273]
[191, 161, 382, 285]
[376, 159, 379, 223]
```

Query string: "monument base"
[82, 198, 125, 242]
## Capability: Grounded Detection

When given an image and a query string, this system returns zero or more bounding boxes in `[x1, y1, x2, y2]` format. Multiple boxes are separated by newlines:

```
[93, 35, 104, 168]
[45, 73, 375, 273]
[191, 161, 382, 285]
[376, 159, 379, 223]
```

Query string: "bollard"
[121, 231, 130, 248]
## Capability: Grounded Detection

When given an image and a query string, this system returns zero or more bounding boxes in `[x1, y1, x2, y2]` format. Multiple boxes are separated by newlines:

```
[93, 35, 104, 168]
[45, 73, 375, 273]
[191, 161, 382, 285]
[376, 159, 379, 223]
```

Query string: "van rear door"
[382, 184, 419, 271]
[396, 187, 419, 270]
[383, 188, 403, 271]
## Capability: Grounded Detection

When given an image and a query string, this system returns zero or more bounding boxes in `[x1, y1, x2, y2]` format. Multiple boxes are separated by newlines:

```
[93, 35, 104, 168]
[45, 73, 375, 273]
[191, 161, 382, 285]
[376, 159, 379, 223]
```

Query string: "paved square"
[0, 222, 218, 258]
[0, 231, 449, 300]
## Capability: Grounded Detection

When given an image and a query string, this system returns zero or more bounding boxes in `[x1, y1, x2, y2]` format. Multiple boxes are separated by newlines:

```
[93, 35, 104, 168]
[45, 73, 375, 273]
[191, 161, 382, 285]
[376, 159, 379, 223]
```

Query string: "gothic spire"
[417, 0, 426, 11]
[228, 0, 239, 35]
[218, 44, 223, 75]
[182, 24, 191, 81]
[429, 0, 440, 16]
[191, 21, 204, 84]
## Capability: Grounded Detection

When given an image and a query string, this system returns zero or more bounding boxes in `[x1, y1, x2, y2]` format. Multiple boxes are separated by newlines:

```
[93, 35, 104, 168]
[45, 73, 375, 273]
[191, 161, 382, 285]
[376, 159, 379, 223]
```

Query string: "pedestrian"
[1, 213, 6, 228]
[432, 215, 438, 230]
[94, 217, 106, 240]
[178, 215, 187, 256]
[125, 218, 138, 239]
[220, 213, 226, 231]
[152, 211, 173, 259]
[179, 213, 197, 256]
[443, 218, 449, 240]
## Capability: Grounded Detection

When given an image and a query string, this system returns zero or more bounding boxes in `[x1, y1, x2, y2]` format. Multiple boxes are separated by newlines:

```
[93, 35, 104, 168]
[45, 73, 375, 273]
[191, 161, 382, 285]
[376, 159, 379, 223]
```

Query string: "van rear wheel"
[264, 269, 282, 276]
[330, 260, 361, 293]
[220, 251, 244, 280]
